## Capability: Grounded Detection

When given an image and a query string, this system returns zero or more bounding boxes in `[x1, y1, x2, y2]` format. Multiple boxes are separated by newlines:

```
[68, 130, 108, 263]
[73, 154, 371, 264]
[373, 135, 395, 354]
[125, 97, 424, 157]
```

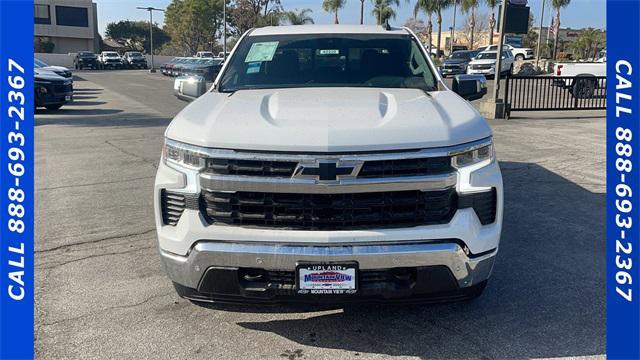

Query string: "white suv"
[156, 25, 503, 304]
[479, 44, 534, 61]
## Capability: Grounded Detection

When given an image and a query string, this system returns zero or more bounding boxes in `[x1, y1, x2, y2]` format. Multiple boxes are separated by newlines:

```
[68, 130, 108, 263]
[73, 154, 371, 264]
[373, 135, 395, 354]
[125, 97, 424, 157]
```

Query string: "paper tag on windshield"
[245, 41, 279, 62]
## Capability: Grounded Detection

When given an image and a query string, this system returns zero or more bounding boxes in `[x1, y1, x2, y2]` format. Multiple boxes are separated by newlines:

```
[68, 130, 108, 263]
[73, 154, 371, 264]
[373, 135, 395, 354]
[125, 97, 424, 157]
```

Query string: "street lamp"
[136, 6, 165, 73]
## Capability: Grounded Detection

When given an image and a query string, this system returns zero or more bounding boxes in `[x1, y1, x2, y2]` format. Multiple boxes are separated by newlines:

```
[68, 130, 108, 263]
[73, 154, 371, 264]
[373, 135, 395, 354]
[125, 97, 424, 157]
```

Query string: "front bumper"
[467, 67, 495, 75]
[440, 67, 466, 76]
[161, 241, 496, 303]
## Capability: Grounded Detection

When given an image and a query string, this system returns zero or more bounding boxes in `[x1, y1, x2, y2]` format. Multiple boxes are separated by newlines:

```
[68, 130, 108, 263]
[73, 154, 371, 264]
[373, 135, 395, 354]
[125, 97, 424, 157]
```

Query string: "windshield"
[475, 52, 496, 60]
[218, 34, 438, 92]
[449, 51, 472, 59]
[34, 58, 48, 68]
[129, 52, 143, 57]
[78, 51, 94, 57]
[104, 52, 119, 57]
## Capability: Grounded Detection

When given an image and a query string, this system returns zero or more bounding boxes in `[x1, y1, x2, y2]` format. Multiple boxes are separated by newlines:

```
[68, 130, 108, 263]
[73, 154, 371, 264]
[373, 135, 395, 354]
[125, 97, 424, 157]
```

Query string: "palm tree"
[485, 0, 498, 45]
[371, 0, 400, 25]
[322, 0, 346, 24]
[360, 0, 365, 24]
[415, 0, 437, 55]
[461, 0, 479, 49]
[551, 0, 571, 60]
[434, 0, 452, 58]
[285, 8, 314, 25]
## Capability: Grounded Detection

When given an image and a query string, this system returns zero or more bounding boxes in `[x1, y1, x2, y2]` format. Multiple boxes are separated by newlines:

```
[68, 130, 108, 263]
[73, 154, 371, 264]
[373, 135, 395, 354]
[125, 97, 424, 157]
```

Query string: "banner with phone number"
[607, 0, 640, 359]
[0, 0, 34, 359]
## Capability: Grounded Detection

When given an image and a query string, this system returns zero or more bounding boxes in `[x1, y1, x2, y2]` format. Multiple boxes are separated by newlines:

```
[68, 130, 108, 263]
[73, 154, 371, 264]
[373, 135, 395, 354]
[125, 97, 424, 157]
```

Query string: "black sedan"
[440, 50, 479, 77]
[180, 58, 223, 81]
[35, 69, 73, 110]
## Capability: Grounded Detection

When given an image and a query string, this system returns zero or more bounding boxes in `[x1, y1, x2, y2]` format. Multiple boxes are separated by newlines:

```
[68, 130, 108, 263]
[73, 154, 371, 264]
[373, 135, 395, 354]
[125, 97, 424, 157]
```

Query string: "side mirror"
[452, 74, 487, 101]
[173, 75, 207, 102]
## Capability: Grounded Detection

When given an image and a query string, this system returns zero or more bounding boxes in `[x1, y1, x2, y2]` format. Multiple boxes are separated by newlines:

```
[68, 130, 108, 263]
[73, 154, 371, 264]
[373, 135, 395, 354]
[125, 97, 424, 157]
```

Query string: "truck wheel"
[45, 104, 63, 110]
[572, 77, 596, 99]
[515, 54, 524, 61]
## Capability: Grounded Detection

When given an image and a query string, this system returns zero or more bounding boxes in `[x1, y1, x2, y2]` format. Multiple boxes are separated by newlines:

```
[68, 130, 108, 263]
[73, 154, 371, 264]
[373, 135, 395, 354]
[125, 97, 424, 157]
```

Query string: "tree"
[484, 0, 498, 45]
[414, 0, 437, 54]
[371, 0, 400, 25]
[164, 0, 224, 55]
[285, 8, 314, 25]
[322, 0, 346, 24]
[434, 0, 452, 58]
[105, 20, 170, 53]
[551, 0, 571, 60]
[460, 12, 488, 49]
[570, 28, 604, 59]
[461, 0, 479, 51]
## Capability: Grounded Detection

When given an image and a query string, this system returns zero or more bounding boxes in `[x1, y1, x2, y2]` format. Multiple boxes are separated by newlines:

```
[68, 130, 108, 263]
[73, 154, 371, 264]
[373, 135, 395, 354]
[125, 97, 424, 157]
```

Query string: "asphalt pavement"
[35, 70, 606, 360]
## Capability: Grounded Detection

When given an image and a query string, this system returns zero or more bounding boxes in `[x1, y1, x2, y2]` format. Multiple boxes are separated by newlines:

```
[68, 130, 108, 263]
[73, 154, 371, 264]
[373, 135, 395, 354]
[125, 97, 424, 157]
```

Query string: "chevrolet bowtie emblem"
[294, 161, 359, 181]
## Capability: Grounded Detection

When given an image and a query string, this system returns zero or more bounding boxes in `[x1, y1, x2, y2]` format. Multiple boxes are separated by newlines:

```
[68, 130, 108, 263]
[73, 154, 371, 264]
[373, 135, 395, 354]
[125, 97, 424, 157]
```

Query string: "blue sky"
[95, 0, 606, 36]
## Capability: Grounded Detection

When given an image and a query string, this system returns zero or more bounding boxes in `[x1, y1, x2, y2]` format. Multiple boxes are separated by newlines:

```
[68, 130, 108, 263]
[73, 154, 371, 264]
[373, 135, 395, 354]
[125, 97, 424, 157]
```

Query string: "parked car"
[34, 68, 73, 110]
[34, 58, 73, 82]
[160, 57, 181, 76]
[160, 25, 501, 304]
[73, 51, 98, 70]
[553, 56, 606, 98]
[171, 57, 199, 77]
[440, 50, 478, 77]
[98, 51, 123, 69]
[180, 58, 224, 81]
[122, 51, 148, 69]
[477, 44, 534, 61]
[195, 51, 214, 58]
[467, 50, 514, 77]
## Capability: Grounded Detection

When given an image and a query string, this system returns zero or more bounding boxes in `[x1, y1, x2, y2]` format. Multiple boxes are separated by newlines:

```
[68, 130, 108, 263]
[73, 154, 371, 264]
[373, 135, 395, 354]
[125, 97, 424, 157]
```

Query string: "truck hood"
[166, 87, 491, 152]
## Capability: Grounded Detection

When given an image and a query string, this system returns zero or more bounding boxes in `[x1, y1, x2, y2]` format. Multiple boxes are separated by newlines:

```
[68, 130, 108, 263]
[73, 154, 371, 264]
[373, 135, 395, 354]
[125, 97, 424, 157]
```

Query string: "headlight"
[162, 138, 207, 170]
[451, 141, 494, 169]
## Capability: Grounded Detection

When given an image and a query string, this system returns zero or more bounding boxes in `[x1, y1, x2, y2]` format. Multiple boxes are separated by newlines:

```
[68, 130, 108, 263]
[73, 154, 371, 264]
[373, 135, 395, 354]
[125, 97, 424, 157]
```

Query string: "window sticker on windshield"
[245, 41, 279, 62]
[246, 62, 261, 74]
[319, 49, 340, 55]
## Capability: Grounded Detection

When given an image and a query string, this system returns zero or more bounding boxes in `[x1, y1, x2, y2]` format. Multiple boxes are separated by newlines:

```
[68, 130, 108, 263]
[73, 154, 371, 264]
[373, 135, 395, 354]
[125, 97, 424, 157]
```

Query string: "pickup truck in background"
[553, 55, 606, 98]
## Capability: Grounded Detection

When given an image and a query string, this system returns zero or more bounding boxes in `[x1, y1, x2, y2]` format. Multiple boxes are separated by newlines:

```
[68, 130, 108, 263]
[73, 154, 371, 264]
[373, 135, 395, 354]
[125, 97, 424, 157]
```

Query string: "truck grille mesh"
[358, 157, 451, 178]
[201, 189, 457, 230]
[204, 156, 452, 179]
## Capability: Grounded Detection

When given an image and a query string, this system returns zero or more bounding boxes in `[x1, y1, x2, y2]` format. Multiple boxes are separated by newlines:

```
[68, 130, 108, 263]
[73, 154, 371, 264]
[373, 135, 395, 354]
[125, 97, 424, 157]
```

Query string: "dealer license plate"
[65, 95, 72, 101]
[296, 263, 358, 295]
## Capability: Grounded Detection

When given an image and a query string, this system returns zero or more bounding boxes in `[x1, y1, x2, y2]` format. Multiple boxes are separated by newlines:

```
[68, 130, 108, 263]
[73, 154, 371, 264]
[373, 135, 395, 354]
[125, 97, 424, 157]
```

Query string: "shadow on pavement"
[221, 161, 605, 359]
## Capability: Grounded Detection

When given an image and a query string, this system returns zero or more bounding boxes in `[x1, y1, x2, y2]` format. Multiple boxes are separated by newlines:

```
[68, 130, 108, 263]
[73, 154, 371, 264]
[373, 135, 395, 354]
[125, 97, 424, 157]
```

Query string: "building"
[34, 0, 99, 54]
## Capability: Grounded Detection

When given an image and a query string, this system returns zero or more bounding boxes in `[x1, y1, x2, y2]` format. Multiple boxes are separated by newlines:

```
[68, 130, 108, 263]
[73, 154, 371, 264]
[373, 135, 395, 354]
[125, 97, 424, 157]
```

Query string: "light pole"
[223, 0, 227, 60]
[535, 0, 545, 68]
[490, 0, 508, 119]
[450, 0, 457, 55]
[136, 6, 164, 73]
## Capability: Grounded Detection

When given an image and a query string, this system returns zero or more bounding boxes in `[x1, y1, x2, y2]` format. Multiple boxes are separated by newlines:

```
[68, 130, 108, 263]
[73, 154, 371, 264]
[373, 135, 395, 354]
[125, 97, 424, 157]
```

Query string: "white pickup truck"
[553, 55, 606, 98]
[159, 25, 503, 304]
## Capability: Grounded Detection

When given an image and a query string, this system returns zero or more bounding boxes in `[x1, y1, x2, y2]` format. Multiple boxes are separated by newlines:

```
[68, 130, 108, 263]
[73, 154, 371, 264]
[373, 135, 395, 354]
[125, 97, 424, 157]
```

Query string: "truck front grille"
[205, 158, 297, 177]
[204, 156, 452, 179]
[201, 189, 457, 230]
[358, 157, 451, 178]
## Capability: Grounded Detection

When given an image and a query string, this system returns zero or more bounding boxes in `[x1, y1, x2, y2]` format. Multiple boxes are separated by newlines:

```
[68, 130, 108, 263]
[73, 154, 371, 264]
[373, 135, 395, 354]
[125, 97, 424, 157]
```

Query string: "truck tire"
[515, 54, 524, 61]
[572, 76, 596, 99]
[45, 104, 63, 110]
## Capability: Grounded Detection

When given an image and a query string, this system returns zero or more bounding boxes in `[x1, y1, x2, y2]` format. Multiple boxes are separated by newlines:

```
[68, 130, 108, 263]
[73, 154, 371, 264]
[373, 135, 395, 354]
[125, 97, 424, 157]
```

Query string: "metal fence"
[504, 75, 607, 118]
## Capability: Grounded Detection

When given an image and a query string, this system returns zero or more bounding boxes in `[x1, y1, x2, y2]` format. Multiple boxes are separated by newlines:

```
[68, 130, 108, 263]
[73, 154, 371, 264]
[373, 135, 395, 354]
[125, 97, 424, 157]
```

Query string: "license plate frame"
[296, 262, 358, 295]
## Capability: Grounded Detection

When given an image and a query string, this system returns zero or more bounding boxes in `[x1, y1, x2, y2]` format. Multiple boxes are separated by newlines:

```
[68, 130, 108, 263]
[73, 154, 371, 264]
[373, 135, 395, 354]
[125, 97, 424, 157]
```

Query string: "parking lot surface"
[35, 70, 605, 360]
